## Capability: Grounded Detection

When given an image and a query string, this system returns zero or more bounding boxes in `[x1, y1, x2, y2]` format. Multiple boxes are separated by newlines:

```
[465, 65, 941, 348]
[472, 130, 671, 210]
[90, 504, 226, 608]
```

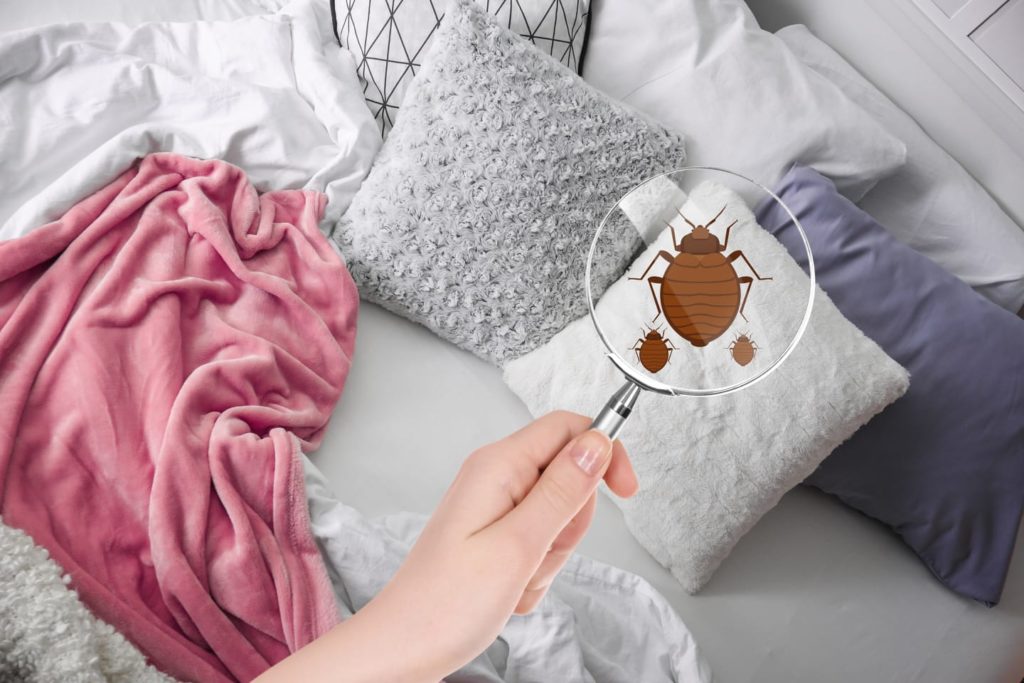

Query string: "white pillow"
[778, 24, 1024, 315]
[503, 180, 909, 593]
[581, 0, 906, 203]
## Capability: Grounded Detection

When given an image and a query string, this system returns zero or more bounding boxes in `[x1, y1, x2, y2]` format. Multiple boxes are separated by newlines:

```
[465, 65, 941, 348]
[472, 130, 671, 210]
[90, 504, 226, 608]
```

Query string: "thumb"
[495, 429, 613, 556]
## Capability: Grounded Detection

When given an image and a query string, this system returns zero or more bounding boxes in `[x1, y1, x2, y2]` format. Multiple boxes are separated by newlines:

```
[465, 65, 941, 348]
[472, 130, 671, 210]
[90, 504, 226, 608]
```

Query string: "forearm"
[252, 597, 441, 683]
[253, 416, 634, 683]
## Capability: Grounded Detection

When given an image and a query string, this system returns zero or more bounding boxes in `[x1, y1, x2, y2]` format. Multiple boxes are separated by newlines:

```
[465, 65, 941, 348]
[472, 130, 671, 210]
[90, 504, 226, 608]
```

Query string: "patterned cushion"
[332, 0, 590, 135]
[330, 0, 686, 365]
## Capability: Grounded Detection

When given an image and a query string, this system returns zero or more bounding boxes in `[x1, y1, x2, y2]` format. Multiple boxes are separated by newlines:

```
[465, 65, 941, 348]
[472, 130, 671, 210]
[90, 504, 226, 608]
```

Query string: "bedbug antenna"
[676, 208, 698, 230]
[704, 205, 727, 229]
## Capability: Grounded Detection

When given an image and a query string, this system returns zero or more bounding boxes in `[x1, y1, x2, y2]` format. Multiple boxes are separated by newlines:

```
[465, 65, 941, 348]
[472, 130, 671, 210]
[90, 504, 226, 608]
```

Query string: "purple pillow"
[756, 165, 1024, 606]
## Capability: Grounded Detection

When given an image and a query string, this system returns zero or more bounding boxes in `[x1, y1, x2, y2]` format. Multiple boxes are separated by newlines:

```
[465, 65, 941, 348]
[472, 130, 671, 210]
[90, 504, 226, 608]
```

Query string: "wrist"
[253, 593, 446, 683]
[317, 582, 458, 683]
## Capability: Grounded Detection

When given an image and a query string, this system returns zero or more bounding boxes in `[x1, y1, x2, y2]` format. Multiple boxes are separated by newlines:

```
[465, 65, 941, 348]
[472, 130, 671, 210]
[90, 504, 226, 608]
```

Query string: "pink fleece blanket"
[0, 154, 357, 682]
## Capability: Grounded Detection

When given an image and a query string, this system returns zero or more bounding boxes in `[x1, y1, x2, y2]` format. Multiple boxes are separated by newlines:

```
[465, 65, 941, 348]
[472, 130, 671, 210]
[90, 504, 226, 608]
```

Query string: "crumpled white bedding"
[0, 0, 381, 240]
[0, 0, 285, 31]
[303, 456, 711, 682]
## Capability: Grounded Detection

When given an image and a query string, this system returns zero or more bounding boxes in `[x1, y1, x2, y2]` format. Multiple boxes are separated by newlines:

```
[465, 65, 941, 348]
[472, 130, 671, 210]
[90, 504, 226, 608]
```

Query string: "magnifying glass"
[586, 167, 816, 439]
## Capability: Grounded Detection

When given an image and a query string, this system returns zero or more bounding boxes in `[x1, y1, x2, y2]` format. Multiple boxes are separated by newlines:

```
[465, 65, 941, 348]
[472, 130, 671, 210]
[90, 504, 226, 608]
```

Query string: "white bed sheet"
[3, 1, 1022, 681]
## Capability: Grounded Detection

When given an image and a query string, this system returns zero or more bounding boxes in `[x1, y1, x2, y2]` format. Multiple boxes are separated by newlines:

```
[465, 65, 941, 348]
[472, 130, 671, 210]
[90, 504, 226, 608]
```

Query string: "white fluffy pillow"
[503, 180, 909, 593]
[582, 0, 906, 202]
[778, 25, 1024, 315]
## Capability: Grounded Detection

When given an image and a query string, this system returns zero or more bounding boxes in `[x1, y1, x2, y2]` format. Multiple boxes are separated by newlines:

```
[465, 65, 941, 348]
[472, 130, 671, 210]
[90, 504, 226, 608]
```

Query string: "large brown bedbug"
[728, 333, 758, 367]
[631, 326, 677, 373]
[629, 206, 772, 347]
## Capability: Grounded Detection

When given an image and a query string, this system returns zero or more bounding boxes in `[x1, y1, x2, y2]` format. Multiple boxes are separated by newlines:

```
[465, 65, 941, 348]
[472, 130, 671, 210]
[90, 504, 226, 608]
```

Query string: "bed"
[1, 1, 1022, 682]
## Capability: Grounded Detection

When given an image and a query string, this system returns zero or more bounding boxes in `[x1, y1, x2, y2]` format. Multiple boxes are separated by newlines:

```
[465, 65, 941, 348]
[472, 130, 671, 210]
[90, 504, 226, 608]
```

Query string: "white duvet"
[0, 0, 381, 240]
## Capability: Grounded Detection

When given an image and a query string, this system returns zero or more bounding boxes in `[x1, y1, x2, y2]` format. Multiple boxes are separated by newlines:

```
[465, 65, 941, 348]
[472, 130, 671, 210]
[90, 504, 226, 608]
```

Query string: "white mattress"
[3, 1, 1022, 682]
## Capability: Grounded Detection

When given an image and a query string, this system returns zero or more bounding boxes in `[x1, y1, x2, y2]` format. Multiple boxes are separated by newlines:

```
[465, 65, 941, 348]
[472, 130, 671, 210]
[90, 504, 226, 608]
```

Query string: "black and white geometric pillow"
[331, 0, 591, 136]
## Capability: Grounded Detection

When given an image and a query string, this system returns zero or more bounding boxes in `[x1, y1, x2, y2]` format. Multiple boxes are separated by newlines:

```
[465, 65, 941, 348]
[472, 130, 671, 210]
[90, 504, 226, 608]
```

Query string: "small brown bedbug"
[631, 326, 677, 374]
[728, 333, 758, 367]
[629, 205, 772, 347]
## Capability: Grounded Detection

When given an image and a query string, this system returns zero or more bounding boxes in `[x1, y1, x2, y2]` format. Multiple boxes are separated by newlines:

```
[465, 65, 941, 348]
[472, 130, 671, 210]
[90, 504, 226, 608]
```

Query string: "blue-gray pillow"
[756, 165, 1024, 606]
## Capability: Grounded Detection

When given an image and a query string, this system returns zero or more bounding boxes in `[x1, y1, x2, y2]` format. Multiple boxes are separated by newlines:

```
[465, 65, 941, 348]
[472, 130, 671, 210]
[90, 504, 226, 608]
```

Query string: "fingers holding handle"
[590, 381, 642, 441]
[487, 428, 614, 560]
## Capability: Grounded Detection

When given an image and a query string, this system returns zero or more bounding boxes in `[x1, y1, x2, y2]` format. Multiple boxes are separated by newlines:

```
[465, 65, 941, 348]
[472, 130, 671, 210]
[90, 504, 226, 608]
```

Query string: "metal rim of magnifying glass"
[584, 166, 817, 398]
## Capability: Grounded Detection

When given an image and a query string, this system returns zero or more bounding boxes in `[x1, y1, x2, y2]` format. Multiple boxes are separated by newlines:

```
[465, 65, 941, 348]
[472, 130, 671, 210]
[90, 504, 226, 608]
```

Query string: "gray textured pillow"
[331, 0, 686, 364]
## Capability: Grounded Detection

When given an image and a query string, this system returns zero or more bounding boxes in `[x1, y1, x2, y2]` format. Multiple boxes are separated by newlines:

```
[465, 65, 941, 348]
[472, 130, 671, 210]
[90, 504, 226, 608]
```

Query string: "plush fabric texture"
[757, 166, 1024, 606]
[581, 0, 906, 204]
[332, 0, 686, 364]
[332, 0, 591, 135]
[778, 25, 1024, 316]
[0, 519, 177, 683]
[0, 154, 357, 683]
[503, 180, 909, 593]
[302, 457, 714, 682]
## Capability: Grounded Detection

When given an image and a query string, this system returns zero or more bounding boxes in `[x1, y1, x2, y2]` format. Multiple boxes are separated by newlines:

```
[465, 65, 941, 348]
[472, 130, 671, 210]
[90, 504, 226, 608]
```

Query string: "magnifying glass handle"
[590, 380, 642, 440]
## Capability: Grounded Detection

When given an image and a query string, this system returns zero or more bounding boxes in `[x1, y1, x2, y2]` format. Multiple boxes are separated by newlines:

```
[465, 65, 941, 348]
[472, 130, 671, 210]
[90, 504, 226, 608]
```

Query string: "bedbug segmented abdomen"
[729, 334, 758, 366]
[660, 254, 741, 347]
[638, 338, 671, 373]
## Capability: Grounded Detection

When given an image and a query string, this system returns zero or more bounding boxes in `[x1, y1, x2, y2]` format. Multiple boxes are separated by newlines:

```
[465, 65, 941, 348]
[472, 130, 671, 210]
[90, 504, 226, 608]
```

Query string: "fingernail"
[571, 430, 612, 476]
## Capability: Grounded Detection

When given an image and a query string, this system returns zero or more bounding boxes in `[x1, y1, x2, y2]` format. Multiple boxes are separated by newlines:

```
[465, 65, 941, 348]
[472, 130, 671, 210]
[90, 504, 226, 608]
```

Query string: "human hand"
[254, 411, 638, 683]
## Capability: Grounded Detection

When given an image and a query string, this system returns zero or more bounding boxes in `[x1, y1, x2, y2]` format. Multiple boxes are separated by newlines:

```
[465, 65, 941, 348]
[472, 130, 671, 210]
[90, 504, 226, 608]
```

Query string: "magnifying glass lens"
[585, 168, 815, 435]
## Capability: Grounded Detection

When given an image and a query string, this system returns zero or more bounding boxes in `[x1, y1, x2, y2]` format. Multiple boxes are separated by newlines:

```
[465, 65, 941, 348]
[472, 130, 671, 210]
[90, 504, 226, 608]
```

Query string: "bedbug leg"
[647, 277, 664, 320]
[727, 250, 773, 281]
[664, 221, 680, 250]
[737, 276, 754, 322]
[719, 220, 738, 252]
[628, 251, 676, 281]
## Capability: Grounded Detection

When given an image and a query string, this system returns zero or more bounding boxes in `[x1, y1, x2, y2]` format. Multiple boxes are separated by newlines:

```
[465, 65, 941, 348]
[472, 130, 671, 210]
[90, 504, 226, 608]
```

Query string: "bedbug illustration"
[631, 326, 677, 373]
[629, 205, 772, 347]
[728, 333, 758, 367]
